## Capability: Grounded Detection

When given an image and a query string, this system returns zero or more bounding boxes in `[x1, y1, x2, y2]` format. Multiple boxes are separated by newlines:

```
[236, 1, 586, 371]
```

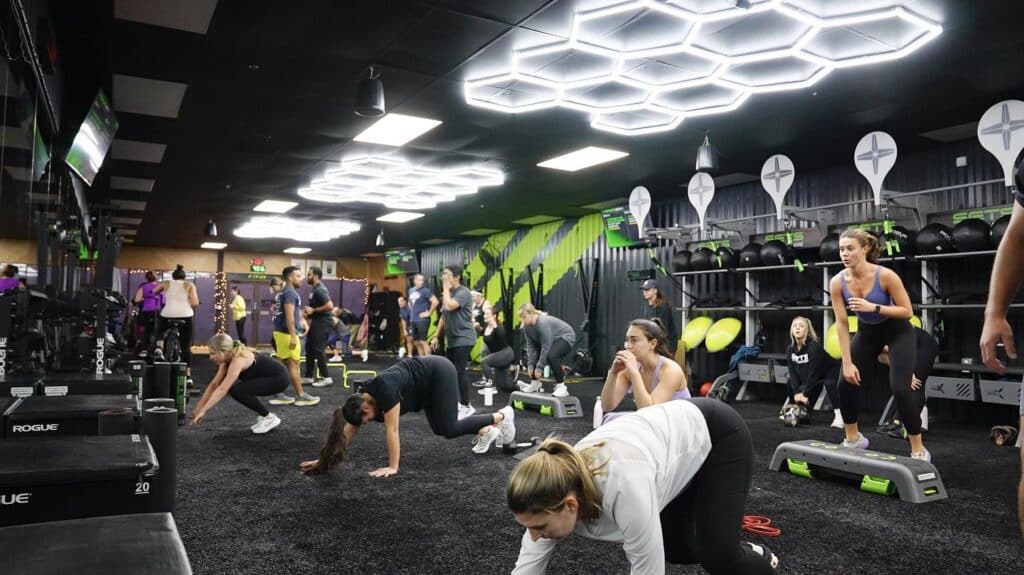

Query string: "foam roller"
[143, 406, 177, 513]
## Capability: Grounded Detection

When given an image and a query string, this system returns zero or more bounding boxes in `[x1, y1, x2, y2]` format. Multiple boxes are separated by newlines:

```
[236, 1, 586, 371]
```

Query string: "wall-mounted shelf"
[917, 303, 1024, 310]
[680, 306, 820, 312]
[672, 269, 729, 277]
[914, 250, 997, 261]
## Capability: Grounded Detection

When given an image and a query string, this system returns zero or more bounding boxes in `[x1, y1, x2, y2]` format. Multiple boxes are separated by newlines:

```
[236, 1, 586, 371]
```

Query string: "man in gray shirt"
[518, 303, 576, 397]
[431, 265, 477, 418]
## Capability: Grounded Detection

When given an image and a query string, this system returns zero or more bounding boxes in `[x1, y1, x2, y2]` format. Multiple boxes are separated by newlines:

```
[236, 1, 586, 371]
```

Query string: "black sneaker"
[876, 420, 902, 434]
[886, 425, 908, 440]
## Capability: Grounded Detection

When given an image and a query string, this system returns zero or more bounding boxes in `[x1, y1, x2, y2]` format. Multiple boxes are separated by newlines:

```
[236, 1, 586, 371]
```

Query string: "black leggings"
[234, 316, 247, 345]
[481, 346, 516, 391]
[419, 355, 494, 437]
[157, 316, 193, 367]
[536, 338, 573, 384]
[140, 311, 157, 351]
[840, 319, 923, 435]
[661, 398, 774, 574]
[228, 376, 288, 417]
[304, 317, 330, 379]
[446, 345, 473, 405]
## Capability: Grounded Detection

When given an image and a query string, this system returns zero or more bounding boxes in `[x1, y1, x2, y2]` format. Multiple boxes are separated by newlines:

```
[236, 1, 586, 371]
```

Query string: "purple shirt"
[0, 277, 19, 292]
[141, 281, 163, 312]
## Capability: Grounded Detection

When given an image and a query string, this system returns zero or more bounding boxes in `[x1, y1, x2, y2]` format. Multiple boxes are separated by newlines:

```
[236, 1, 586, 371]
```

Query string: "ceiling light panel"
[352, 113, 443, 147]
[233, 216, 360, 242]
[377, 211, 426, 223]
[537, 146, 629, 171]
[297, 156, 503, 211]
[464, 0, 941, 136]
[201, 242, 227, 250]
[253, 200, 298, 213]
[283, 247, 312, 254]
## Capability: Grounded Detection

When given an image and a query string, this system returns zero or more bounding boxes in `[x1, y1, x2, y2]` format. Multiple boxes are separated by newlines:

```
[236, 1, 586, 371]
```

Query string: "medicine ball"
[760, 239, 792, 265]
[714, 246, 738, 269]
[880, 226, 916, 257]
[819, 233, 840, 261]
[991, 214, 1011, 247]
[690, 247, 715, 271]
[739, 243, 762, 267]
[952, 218, 992, 252]
[671, 249, 692, 273]
[915, 223, 957, 255]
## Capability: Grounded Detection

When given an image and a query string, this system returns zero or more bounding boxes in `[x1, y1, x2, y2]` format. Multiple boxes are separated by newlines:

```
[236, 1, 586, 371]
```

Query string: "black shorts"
[410, 320, 430, 340]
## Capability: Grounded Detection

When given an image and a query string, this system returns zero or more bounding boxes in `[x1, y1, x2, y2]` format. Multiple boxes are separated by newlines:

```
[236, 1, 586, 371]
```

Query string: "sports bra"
[630, 356, 691, 401]
[840, 266, 892, 324]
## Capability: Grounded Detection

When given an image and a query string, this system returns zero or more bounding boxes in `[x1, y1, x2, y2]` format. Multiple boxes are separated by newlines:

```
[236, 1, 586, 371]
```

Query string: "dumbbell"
[503, 436, 541, 455]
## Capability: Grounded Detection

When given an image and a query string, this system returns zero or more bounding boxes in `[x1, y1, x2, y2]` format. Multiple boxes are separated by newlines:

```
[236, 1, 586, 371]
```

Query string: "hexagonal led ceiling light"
[297, 156, 504, 212]
[234, 216, 360, 243]
[463, 0, 942, 136]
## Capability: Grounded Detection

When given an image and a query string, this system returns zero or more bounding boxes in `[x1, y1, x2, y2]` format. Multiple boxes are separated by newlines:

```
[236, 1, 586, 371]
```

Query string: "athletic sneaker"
[457, 403, 476, 420]
[312, 377, 334, 388]
[510, 364, 520, 382]
[876, 419, 902, 434]
[911, 449, 932, 462]
[887, 425, 909, 440]
[251, 413, 281, 434]
[472, 426, 501, 454]
[328, 354, 343, 363]
[830, 409, 844, 429]
[472, 378, 492, 388]
[920, 405, 929, 432]
[361, 349, 369, 362]
[398, 347, 406, 359]
[497, 405, 516, 444]
[269, 393, 295, 405]
[552, 383, 569, 398]
[841, 432, 869, 450]
[742, 542, 780, 570]
[294, 393, 321, 406]
[518, 380, 542, 393]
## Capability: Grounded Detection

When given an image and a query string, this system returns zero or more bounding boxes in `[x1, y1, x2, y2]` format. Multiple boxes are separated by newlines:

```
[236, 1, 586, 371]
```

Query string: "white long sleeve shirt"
[511, 400, 712, 575]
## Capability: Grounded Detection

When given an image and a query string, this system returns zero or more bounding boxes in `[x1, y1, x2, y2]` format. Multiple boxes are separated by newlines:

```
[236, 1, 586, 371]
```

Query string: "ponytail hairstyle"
[507, 437, 608, 524]
[304, 407, 350, 475]
[172, 264, 186, 280]
[629, 318, 673, 359]
[840, 229, 881, 263]
[145, 270, 157, 283]
[207, 333, 254, 361]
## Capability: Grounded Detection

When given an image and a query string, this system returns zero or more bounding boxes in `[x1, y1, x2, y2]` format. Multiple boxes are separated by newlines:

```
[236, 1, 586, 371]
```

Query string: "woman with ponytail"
[506, 399, 779, 574]
[598, 318, 689, 425]
[190, 333, 289, 434]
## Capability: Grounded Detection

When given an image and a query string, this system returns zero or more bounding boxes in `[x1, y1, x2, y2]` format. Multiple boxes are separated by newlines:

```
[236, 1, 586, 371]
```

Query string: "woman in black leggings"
[507, 399, 778, 574]
[300, 355, 517, 477]
[190, 334, 288, 435]
[829, 229, 929, 460]
[479, 303, 518, 392]
[518, 303, 576, 397]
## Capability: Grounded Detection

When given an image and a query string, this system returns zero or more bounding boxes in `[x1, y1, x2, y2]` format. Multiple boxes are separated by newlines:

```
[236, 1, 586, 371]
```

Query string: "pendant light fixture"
[355, 66, 385, 118]
[375, 228, 385, 247]
[204, 217, 218, 237]
[695, 131, 719, 174]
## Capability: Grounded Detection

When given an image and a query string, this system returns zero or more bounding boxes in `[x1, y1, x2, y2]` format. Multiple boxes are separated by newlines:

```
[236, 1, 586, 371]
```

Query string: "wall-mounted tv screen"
[601, 205, 647, 248]
[385, 248, 419, 275]
[65, 89, 119, 186]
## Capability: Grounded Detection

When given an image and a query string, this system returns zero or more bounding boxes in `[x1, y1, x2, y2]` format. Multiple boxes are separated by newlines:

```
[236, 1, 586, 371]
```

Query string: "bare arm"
[193, 363, 228, 414]
[982, 203, 1024, 371]
[285, 302, 298, 336]
[134, 287, 144, 304]
[369, 404, 401, 477]
[152, 281, 168, 295]
[648, 361, 686, 405]
[428, 295, 439, 315]
[600, 366, 630, 412]
[878, 269, 913, 319]
[192, 357, 252, 422]
[442, 290, 461, 311]
[187, 283, 199, 307]
[830, 276, 860, 385]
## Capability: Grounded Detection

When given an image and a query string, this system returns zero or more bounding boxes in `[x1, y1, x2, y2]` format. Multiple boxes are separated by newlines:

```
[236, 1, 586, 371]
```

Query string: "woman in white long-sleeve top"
[506, 398, 779, 575]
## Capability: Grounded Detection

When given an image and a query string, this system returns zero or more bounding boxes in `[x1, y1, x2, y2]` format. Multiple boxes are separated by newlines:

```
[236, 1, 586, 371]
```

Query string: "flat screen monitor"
[64, 90, 119, 186]
[385, 248, 419, 275]
[601, 205, 647, 248]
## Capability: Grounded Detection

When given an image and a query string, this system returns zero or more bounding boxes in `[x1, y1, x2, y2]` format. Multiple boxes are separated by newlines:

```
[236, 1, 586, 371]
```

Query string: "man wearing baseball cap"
[640, 279, 679, 354]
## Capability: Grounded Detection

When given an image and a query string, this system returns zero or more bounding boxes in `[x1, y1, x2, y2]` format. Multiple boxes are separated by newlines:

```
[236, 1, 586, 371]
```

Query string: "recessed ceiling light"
[353, 113, 442, 147]
[537, 146, 629, 172]
[201, 242, 227, 250]
[253, 200, 298, 213]
[377, 211, 425, 223]
[283, 247, 312, 254]
[234, 216, 360, 242]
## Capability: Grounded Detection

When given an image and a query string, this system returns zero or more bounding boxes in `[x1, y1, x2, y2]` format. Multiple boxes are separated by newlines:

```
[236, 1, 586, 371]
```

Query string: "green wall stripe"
[482, 220, 563, 312]
[466, 229, 519, 292]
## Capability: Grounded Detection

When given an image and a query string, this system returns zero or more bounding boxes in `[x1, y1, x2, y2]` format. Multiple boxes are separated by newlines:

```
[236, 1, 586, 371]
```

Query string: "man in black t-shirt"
[304, 266, 335, 387]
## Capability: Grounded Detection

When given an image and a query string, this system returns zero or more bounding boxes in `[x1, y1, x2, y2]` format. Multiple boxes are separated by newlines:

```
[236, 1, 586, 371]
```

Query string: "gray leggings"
[481, 346, 516, 391]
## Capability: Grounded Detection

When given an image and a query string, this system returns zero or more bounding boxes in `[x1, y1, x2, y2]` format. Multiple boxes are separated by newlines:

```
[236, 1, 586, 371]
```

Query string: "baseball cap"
[640, 279, 657, 290]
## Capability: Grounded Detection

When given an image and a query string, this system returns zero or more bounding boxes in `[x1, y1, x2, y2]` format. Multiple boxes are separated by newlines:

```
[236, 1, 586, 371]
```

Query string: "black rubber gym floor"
[178, 356, 1024, 574]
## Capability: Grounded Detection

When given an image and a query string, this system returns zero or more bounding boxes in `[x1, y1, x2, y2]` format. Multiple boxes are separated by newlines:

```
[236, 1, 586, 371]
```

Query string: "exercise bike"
[154, 319, 186, 364]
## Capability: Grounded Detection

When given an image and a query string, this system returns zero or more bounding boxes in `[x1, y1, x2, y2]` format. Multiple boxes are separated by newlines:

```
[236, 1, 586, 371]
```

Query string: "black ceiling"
[44, 0, 1024, 254]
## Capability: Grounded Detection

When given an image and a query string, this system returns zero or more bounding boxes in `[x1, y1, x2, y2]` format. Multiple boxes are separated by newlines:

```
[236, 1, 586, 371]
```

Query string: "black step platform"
[3, 394, 137, 438]
[39, 371, 133, 396]
[0, 512, 192, 574]
[0, 434, 160, 526]
[0, 373, 39, 398]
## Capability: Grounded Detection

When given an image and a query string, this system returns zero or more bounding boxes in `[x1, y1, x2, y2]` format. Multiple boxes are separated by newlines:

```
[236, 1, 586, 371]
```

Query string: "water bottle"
[482, 386, 496, 407]
[593, 396, 603, 429]
[543, 365, 551, 379]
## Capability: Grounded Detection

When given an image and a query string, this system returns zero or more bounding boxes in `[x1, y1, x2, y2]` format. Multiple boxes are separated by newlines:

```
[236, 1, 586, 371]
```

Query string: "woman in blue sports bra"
[600, 318, 690, 425]
[829, 229, 931, 461]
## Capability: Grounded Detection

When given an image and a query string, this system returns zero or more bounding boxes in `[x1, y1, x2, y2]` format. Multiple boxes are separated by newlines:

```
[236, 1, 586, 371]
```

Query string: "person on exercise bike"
[153, 265, 199, 386]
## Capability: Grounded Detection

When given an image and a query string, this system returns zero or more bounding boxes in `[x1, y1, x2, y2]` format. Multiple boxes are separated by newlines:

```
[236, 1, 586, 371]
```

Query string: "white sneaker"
[251, 413, 281, 434]
[294, 393, 321, 407]
[497, 405, 516, 444]
[920, 405, 929, 432]
[457, 403, 476, 420]
[398, 348, 406, 358]
[361, 349, 369, 362]
[472, 378, 492, 388]
[328, 354, 343, 363]
[472, 426, 501, 454]
[911, 449, 932, 463]
[517, 380, 542, 393]
[841, 432, 869, 450]
[552, 383, 569, 398]
[830, 409, 844, 429]
[312, 377, 334, 388]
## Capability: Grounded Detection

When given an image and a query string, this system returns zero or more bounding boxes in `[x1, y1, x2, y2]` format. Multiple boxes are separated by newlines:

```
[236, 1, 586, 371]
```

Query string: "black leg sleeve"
[545, 338, 573, 384]
[228, 376, 289, 416]
[886, 321, 921, 435]
[446, 345, 472, 405]
[423, 359, 493, 437]
[839, 328, 882, 425]
[180, 317, 194, 366]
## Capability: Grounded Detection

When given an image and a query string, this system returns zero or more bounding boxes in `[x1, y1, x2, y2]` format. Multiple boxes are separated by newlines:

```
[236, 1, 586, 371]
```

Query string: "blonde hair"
[517, 302, 546, 319]
[840, 229, 882, 263]
[790, 316, 819, 348]
[207, 333, 254, 361]
[507, 437, 607, 523]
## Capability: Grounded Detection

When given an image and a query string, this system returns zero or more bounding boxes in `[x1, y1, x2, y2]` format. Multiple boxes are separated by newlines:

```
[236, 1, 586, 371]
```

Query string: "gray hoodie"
[522, 314, 576, 370]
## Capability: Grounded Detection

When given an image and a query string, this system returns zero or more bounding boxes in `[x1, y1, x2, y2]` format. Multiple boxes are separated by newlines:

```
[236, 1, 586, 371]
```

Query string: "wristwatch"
[874, 304, 881, 313]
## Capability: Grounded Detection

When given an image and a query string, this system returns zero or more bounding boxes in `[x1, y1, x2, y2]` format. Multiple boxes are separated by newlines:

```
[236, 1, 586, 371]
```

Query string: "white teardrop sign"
[760, 154, 795, 221]
[687, 172, 715, 229]
[977, 100, 1024, 188]
[628, 185, 652, 239]
[854, 131, 898, 205]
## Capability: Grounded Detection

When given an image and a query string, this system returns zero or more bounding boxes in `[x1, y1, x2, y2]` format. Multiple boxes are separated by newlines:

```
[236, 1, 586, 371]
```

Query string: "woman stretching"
[599, 319, 688, 425]
[478, 303, 519, 392]
[507, 399, 779, 574]
[190, 334, 289, 434]
[300, 355, 517, 477]
[518, 303, 576, 397]
[830, 229, 929, 460]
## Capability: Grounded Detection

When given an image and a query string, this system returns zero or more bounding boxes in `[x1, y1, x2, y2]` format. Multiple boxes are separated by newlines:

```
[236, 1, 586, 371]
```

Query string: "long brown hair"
[507, 437, 607, 523]
[304, 407, 350, 475]
[629, 318, 673, 359]
[648, 288, 666, 308]
[840, 229, 882, 263]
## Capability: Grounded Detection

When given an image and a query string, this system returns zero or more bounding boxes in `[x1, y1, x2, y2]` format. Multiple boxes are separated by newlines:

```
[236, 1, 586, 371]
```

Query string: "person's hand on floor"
[370, 466, 398, 478]
[299, 459, 320, 473]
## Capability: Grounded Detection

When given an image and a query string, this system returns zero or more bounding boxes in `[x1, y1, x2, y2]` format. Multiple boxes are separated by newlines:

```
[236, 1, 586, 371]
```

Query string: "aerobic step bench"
[509, 391, 583, 418]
